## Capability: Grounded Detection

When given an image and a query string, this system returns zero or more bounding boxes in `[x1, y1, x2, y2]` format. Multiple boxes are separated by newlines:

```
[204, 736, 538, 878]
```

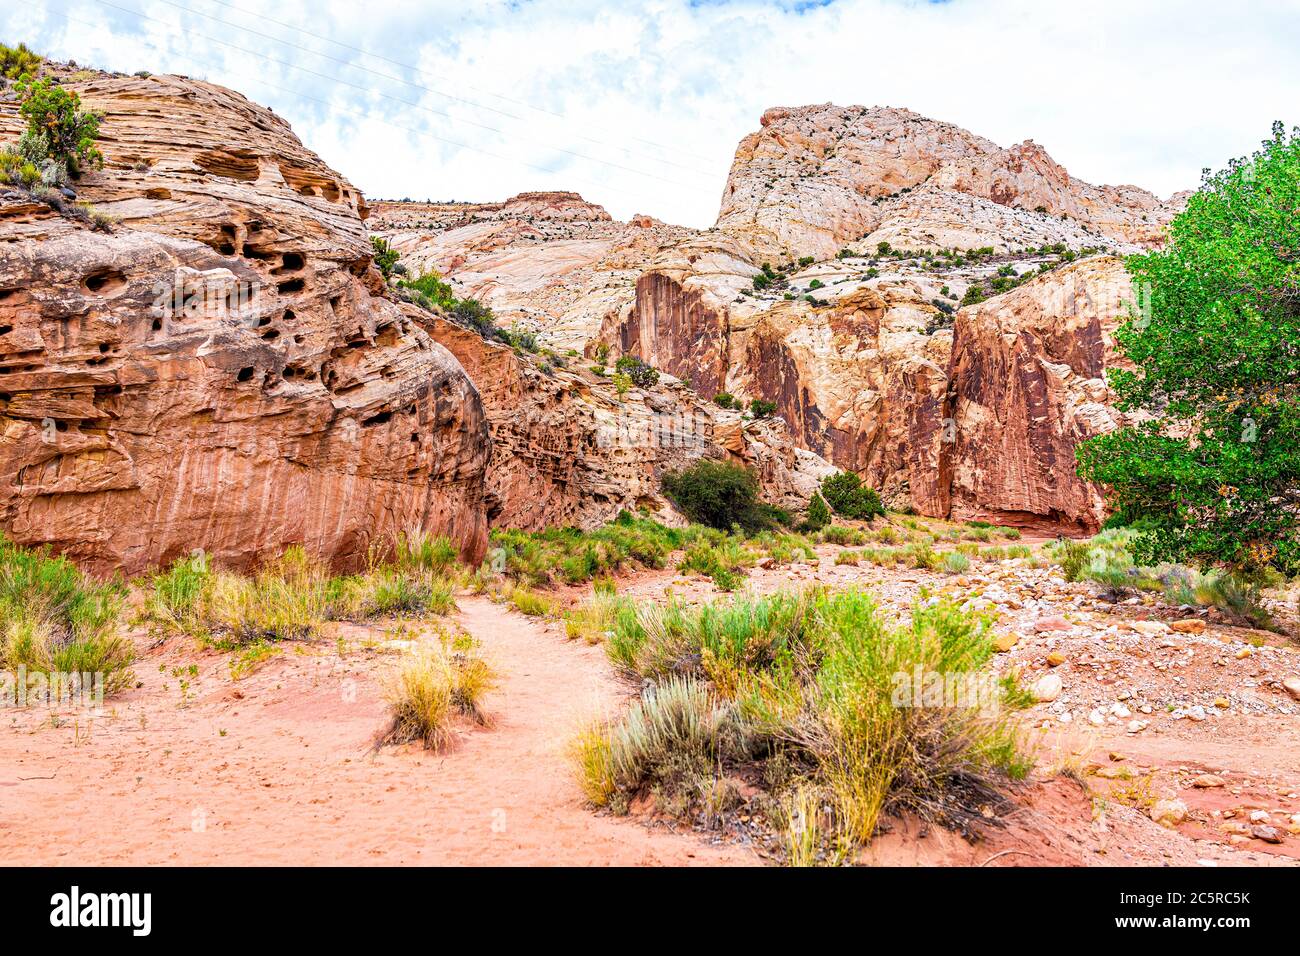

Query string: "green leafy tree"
[660, 460, 778, 533]
[800, 492, 831, 532]
[614, 354, 659, 389]
[1077, 123, 1300, 575]
[820, 471, 885, 520]
[370, 236, 401, 279]
[14, 74, 102, 175]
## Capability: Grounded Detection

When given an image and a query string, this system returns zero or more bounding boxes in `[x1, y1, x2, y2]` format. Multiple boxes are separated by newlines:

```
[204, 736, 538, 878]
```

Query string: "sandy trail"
[0, 598, 755, 866]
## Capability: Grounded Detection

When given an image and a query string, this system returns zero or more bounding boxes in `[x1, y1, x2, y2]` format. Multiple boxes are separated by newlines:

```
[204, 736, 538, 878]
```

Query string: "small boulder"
[994, 633, 1019, 653]
[1032, 673, 1062, 703]
[1150, 799, 1188, 829]
[1192, 774, 1226, 789]
[1034, 615, 1072, 633]
[1251, 825, 1283, 844]
[1170, 619, 1207, 634]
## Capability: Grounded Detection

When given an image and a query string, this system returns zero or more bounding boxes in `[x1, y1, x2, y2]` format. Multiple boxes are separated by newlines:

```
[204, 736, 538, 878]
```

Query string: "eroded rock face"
[419, 315, 829, 529]
[372, 194, 695, 352]
[942, 257, 1134, 532]
[719, 104, 1185, 262]
[607, 106, 1178, 531]
[733, 285, 953, 515]
[0, 72, 489, 573]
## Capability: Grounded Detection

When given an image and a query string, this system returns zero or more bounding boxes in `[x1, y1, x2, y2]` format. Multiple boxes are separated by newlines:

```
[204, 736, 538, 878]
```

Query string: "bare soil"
[3, 534, 1297, 867]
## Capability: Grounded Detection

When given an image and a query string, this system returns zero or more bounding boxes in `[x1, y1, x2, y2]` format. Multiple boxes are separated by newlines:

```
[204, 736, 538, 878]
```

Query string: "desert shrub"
[584, 587, 1027, 855]
[751, 531, 815, 565]
[490, 512, 684, 588]
[905, 541, 940, 571]
[661, 460, 777, 533]
[714, 392, 737, 409]
[800, 492, 831, 533]
[942, 552, 970, 574]
[835, 550, 858, 566]
[145, 543, 456, 646]
[0, 537, 132, 694]
[1083, 554, 1142, 603]
[380, 641, 494, 750]
[397, 270, 455, 309]
[1164, 568, 1274, 630]
[749, 398, 777, 418]
[565, 591, 632, 644]
[393, 529, 459, 575]
[799, 592, 1027, 844]
[1053, 540, 1092, 582]
[587, 676, 739, 815]
[820, 472, 885, 521]
[678, 538, 754, 591]
[819, 524, 866, 546]
[0, 42, 42, 80]
[144, 552, 210, 634]
[14, 75, 102, 176]
[508, 586, 553, 617]
[371, 236, 401, 278]
[613, 354, 659, 389]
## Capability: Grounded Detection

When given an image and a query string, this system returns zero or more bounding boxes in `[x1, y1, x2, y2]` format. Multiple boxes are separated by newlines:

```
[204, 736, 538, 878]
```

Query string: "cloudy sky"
[5, 0, 1299, 226]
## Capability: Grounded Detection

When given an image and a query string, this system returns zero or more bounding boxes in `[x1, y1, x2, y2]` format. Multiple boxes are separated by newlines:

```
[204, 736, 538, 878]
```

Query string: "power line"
[89, 0, 717, 191]
[50, 7, 695, 207]
[196, 0, 719, 167]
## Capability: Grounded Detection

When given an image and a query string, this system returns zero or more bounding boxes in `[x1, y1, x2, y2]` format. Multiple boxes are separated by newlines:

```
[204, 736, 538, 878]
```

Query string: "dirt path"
[0, 598, 756, 866]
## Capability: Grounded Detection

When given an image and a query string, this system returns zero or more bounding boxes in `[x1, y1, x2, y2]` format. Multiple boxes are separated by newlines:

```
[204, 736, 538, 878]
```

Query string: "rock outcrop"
[601, 106, 1180, 531]
[420, 314, 830, 530]
[372, 194, 695, 352]
[718, 104, 1185, 262]
[942, 257, 1134, 532]
[0, 71, 490, 573]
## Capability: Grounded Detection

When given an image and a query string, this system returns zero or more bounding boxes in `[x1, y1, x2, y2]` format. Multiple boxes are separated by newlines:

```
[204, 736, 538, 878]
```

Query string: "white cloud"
[6, 0, 1299, 226]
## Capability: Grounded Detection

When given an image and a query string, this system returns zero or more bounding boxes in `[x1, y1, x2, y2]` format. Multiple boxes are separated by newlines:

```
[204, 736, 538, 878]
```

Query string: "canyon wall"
[0, 71, 490, 572]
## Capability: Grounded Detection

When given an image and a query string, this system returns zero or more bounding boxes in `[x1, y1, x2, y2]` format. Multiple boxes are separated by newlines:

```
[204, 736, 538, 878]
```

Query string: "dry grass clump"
[0, 536, 134, 694]
[564, 590, 632, 644]
[144, 540, 460, 647]
[379, 632, 495, 751]
[578, 586, 1030, 862]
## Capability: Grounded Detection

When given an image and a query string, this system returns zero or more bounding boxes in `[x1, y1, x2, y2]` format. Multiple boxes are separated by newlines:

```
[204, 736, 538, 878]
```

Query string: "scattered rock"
[1046, 651, 1067, 667]
[1150, 799, 1188, 829]
[1170, 619, 1207, 634]
[1283, 677, 1300, 701]
[994, 633, 1019, 653]
[1034, 616, 1072, 633]
[1192, 774, 1226, 789]
[1132, 620, 1172, 636]
[1251, 825, 1283, 844]
[1032, 673, 1063, 703]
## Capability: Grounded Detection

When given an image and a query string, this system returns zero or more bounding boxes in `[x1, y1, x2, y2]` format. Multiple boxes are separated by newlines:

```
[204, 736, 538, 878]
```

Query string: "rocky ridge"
[372, 194, 694, 352]
[0, 69, 492, 572]
[0, 68, 828, 569]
